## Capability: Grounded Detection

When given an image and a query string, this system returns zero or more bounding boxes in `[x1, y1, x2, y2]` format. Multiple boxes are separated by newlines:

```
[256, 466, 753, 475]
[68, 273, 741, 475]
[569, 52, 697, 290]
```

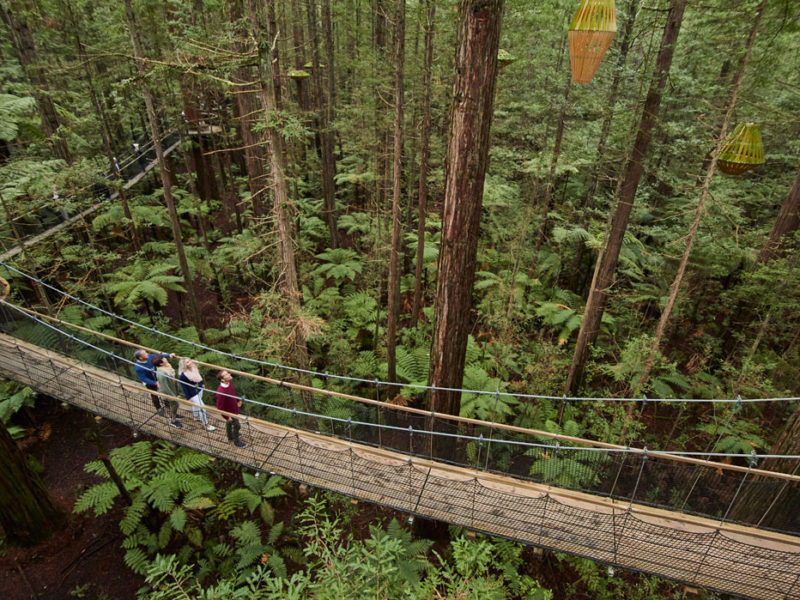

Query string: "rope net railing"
[0, 321, 798, 600]
[0, 299, 798, 539]
[1, 262, 798, 405]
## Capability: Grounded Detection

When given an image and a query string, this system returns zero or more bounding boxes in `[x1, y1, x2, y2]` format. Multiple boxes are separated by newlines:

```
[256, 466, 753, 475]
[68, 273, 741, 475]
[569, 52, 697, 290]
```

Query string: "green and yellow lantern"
[717, 122, 765, 175]
[568, 0, 617, 84]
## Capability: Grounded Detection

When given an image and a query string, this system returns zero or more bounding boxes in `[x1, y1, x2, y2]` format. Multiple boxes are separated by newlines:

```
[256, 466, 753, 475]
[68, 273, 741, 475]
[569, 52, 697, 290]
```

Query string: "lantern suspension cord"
[4, 299, 800, 465]
[2, 261, 799, 404]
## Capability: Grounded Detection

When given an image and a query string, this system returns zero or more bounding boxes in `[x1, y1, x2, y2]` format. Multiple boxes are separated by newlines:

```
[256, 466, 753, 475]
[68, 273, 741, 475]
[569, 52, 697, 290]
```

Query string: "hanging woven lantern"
[717, 122, 765, 175]
[568, 0, 617, 84]
[498, 49, 516, 69]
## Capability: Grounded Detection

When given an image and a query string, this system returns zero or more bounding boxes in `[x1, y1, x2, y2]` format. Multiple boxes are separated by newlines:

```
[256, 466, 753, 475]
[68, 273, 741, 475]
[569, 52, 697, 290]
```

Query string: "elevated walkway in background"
[0, 138, 180, 263]
[0, 332, 798, 600]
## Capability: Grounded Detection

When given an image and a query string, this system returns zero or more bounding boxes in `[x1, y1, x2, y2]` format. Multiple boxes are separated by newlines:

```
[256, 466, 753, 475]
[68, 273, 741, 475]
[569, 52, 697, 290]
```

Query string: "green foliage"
[696, 412, 766, 455]
[526, 420, 605, 489]
[311, 248, 363, 285]
[0, 382, 35, 438]
[103, 260, 186, 311]
[600, 335, 690, 398]
[0, 94, 36, 141]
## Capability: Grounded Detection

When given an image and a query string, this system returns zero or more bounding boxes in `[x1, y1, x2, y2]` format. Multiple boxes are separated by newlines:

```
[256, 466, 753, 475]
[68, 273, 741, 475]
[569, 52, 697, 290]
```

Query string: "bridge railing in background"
[0, 299, 798, 537]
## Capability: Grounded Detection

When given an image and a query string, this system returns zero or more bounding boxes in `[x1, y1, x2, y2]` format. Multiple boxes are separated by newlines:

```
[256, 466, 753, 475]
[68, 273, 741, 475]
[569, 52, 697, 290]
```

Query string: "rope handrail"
[1, 263, 798, 405]
[5, 335, 799, 599]
[3, 299, 800, 483]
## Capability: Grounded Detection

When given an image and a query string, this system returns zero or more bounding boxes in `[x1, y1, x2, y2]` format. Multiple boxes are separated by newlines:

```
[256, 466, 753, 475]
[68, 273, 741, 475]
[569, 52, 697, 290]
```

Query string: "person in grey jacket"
[152, 355, 182, 429]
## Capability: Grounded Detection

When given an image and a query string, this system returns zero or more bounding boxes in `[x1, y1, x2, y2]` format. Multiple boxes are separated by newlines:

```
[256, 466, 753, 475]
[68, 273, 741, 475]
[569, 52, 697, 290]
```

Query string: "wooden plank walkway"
[0, 332, 798, 600]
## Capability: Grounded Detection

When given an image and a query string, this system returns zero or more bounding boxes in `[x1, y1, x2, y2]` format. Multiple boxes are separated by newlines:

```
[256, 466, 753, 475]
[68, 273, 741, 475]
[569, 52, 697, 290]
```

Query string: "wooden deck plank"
[1, 332, 798, 600]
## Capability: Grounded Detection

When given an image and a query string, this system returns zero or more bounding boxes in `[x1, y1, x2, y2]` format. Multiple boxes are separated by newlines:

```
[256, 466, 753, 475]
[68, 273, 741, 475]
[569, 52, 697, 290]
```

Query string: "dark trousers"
[146, 383, 161, 410]
[225, 417, 241, 442]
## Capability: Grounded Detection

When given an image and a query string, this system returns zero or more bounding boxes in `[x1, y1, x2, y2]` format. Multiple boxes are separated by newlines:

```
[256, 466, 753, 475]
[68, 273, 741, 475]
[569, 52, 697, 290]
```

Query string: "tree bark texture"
[386, 0, 406, 383]
[229, 0, 268, 218]
[0, 1, 71, 164]
[124, 0, 202, 329]
[759, 165, 800, 263]
[247, 0, 308, 368]
[427, 0, 504, 416]
[565, 0, 686, 394]
[636, 0, 766, 390]
[568, 0, 640, 292]
[411, 0, 436, 327]
[0, 420, 64, 546]
[308, 0, 340, 249]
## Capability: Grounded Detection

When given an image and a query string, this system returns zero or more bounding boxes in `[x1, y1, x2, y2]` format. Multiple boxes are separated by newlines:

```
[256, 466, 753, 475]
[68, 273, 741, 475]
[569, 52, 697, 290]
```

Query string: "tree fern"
[231, 520, 262, 547]
[119, 497, 149, 536]
[124, 547, 150, 575]
[212, 488, 256, 521]
[158, 519, 173, 548]
[395, 346, 429, 384]
[73, 481, 120, 515]
[169, 507, 187, 532]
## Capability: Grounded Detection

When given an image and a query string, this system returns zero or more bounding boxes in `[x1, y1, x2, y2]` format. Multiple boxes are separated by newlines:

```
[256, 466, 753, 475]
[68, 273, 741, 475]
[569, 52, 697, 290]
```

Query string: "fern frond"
[73, 481, 119, 515]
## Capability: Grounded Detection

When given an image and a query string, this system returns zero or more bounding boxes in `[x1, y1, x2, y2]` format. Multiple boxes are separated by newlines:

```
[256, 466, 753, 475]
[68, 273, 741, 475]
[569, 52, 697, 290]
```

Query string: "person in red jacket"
[215, 370, 246, 448]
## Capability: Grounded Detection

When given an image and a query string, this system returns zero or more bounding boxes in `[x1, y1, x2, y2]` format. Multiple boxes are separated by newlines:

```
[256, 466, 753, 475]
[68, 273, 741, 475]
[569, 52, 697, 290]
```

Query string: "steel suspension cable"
[2, 262, 799, 404]
[2, 298, 800, 482]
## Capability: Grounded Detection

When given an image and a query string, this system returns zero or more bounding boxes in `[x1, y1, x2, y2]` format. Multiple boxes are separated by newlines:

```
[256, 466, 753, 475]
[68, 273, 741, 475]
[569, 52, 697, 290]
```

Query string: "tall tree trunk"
[427, 0, 504, 417]
[0, 420, 64, 546]
[530, 73, 571, 276]
[290, 0, 311, 112]
[564, 0, 686, 394]
[308, 0, 340, 248]
[386, 0, 406, 383]
[230, 2, 268, 219]
[373, 0, 390, 214]
[123, 0, 201, 328]
[568, 0, 639, 292]
[759, 165, 800, 263]
[62, 0, 142, 252]
[410, 0, 436, 327]
[247, 0, 308, 366]
[636, 0, 766, 390]
[0, 1, 71, 164]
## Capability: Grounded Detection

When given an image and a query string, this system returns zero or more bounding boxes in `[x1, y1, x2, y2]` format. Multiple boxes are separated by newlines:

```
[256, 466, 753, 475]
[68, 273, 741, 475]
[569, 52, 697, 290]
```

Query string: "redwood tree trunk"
[759, 165, 800, 263]
[308, 0, 339, 249]
[386, 0, 406, 383]
[0, 1, 71, 164]
[0, 420, 64, 546]
[568, 0, 639, 292]
[636, 0, 766, 390]
[123, 0, 201, 328]
[427, 0, 504, 416]
[564, 0, 686, 394]
[411, 0, 436, 327]
[247, 0, 308, 366]
[230, 0, 267, 218]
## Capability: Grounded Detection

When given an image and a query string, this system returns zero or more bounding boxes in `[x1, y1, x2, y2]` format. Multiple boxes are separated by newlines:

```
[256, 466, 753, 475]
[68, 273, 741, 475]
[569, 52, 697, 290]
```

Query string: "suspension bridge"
[0, 275, 798, 599]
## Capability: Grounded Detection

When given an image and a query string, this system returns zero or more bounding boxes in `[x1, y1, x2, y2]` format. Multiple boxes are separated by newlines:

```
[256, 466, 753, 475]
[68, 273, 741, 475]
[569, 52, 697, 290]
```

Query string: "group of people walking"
[133, 349, 247, 448]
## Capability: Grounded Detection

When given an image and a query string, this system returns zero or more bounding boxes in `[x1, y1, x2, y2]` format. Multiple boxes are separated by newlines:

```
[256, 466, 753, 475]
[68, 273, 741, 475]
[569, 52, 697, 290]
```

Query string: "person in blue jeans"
[178, 357, 215, 432]
[133, 348, 177, 417]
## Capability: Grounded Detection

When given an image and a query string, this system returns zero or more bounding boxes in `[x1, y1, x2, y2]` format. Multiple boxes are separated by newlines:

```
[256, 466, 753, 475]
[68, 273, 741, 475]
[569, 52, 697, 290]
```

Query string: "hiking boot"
[234, 440, 247, 448]
[170, 420, 182, 429]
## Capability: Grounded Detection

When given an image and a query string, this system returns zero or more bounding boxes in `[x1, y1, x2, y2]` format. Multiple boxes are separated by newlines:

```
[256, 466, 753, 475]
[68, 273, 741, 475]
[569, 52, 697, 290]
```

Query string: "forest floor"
[0, 397, 700, 600]
[0, 397, 144, 600]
